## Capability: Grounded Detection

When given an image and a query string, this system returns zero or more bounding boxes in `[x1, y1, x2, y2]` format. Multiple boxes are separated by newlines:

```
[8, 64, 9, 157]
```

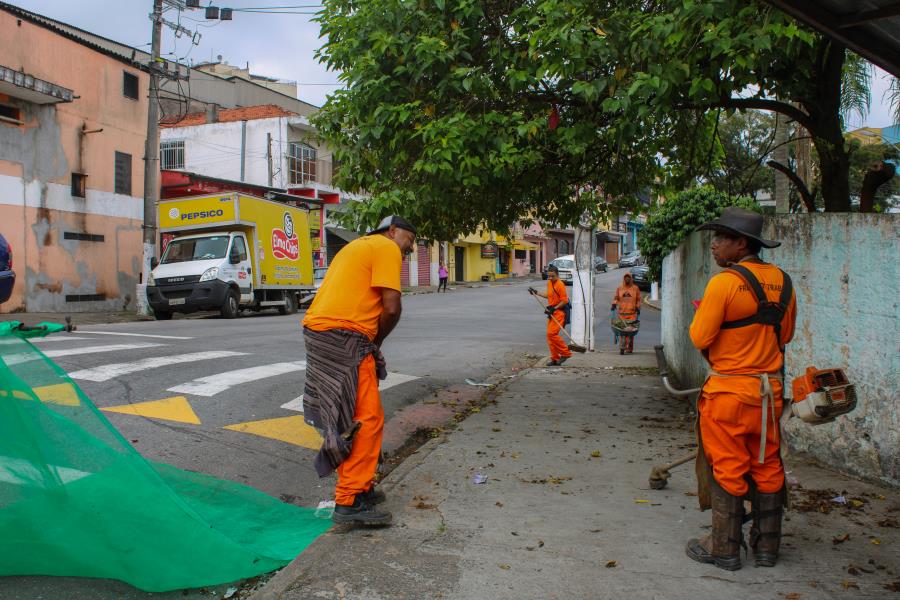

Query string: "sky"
[9, 0, 900, 127]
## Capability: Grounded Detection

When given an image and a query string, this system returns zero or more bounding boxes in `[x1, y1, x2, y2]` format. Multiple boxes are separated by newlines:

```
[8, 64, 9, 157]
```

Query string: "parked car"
[630, 264, 651, 291]
[0, 233, 14, 305]
[618, 250, 644, 268]
[593, 256, 608, 273]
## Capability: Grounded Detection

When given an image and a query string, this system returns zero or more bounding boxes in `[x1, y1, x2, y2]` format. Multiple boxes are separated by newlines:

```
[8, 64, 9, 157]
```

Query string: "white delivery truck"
[146, 192, 315, 320]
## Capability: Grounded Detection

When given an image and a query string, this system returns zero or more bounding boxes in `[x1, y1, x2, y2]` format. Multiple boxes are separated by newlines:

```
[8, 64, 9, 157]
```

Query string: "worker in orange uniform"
[611, 272, 642, 354]
[529, 264, 572, 366]
[685, 207, 796, 571]
[302, 215, 416, 526]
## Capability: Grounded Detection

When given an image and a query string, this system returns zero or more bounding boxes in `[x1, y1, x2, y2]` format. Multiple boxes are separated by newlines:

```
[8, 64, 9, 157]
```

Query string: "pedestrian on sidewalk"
[301, 215, 417, 526]
[438, 262, 449, 292]
[684, 207, 797, 571]
[529, 264, 571, 366]
[611, 272, 641, 354]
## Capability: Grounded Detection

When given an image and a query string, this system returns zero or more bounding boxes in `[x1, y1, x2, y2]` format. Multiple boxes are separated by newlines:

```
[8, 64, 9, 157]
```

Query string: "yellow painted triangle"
[224, 415, 323, 450]
[101, 396, 201, 425]
[33, 383, 81, 407]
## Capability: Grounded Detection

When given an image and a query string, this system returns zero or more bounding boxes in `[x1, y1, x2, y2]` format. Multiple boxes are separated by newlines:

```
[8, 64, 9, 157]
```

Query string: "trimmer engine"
[791, 367, 857, 424]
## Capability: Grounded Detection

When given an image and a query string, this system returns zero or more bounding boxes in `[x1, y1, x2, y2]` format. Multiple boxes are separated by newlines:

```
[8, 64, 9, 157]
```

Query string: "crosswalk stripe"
[280, 372, 421, 412]
[30, 336, 91, 343]
[68, 351, 248, 382]
[41, 343, 164, 358]
[167, 361, 307, 397]
[78, 331, 193, 340]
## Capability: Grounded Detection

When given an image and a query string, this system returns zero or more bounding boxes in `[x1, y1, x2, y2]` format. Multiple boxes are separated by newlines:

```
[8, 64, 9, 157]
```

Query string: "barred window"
[288, 142, 317, 184]
[114, 152, 132, 196]
[160, 140, 185, 170]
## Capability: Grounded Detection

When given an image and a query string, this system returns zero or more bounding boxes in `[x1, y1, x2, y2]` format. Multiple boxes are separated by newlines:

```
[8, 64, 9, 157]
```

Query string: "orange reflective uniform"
[303, 235, 402, 340]
[546, 279, 571, 361]
[302, 235, 402, 505]
[614, 278, 642, 320]
[690, 262, 797, 497]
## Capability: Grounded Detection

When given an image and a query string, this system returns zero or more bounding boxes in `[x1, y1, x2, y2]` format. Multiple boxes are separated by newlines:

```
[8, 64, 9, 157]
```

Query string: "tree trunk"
[773, 112, 791, 213]
[807, 41, 851, 212]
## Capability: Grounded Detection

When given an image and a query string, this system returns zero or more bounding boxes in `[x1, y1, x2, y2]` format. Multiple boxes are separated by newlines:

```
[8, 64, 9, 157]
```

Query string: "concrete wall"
[0, 10, 145, 313]
[661, 214, 899, 486]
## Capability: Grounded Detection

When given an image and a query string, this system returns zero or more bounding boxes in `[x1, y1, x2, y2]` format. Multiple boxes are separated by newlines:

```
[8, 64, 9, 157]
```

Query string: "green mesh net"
[0, 321, 330, 592]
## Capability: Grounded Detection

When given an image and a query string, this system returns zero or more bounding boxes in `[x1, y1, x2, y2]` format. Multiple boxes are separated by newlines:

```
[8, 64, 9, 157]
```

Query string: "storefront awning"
[326, 227, 359, 244]
[513, 240, 539, 250]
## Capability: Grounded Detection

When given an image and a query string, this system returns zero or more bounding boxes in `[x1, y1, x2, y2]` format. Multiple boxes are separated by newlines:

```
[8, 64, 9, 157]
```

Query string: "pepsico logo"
[272, 212, 300, 260]
[169, 207, 180, 220]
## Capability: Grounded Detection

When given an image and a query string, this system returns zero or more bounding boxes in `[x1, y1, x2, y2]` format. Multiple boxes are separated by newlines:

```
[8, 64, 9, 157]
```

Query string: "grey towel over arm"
[303, 327, 379, 477]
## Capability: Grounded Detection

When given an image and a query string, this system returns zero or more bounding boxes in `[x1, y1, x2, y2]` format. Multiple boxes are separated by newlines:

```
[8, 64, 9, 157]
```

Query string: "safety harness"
[712, 263, 793, 464]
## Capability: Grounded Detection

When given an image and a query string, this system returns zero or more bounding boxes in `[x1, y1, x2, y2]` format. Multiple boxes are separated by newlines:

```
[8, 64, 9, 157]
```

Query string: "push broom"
[529, 292, 587, 353]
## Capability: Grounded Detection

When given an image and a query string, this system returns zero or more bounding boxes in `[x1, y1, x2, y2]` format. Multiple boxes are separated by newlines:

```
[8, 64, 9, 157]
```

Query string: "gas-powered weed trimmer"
[528, 289, 586, 353]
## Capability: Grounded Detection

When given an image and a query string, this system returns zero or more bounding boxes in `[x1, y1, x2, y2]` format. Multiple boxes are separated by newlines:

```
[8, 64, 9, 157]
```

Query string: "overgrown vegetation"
[638, 188, 759, 281]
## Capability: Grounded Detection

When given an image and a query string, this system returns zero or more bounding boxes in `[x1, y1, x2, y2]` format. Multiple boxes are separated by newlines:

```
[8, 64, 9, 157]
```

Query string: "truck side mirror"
[229, 250, 241, 265]
[150, 257, 159, 269]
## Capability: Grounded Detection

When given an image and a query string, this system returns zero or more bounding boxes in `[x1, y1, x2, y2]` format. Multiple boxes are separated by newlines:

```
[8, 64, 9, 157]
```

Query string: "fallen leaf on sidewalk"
[841, 580, 860, 590]
[492, 428, 502, 432]
[591, 451, 601, 458]
[883, 580, 900, 592]
[605, 560, 617, 568]
[781, 593, 801, 600]
[634, 499, 651, 504]
[870, 537, 882, 545]
[498, 564, 511, 570]
[832, 533, 850, 545]
[877, 517, 899, 528]
[684, 491, 698, 497]
[495, 501, 504, 507]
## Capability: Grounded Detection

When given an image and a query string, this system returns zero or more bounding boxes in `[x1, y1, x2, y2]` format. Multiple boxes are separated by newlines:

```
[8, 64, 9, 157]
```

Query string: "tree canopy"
[313, 0, 891, 238]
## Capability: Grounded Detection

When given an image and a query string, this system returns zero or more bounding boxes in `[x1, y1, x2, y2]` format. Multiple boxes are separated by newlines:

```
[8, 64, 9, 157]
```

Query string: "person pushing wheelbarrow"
[611, 272, 641, 354]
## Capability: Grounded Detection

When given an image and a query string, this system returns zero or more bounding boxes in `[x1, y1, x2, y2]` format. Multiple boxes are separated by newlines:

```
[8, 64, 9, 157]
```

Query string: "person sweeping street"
[529, 264, 572, 366]
[611, 272, 642, 354]
[684, 207, 797, 571]
[302, 215, 416, 526]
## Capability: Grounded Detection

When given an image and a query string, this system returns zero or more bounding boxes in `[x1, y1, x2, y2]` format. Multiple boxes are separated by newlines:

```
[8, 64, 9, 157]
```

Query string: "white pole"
[571, 223, 594, 348]
[651, 281, 659, 302]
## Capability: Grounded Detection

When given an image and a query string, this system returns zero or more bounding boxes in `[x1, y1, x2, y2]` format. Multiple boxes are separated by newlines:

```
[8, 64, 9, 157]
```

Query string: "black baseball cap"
[368, 215, 417, 236]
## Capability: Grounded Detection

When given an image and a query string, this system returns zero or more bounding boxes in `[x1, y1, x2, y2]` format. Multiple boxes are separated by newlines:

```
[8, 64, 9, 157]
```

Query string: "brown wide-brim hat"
[695, 206, 780, 249]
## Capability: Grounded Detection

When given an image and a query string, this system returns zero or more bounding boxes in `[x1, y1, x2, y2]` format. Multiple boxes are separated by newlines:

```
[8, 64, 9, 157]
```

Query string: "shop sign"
[481, 242, 498, 258]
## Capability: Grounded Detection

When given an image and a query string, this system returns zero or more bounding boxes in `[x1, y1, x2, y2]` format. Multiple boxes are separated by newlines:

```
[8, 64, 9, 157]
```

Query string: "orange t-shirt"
[614, 283, 641, 318]
[689, 262, 797, 404]
[547, 279, 568, 310]
[302, 234, 402, 340]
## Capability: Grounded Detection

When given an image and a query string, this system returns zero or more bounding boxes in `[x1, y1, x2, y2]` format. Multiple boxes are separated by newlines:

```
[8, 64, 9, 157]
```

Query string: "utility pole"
[571, 220, 595, 351]
[137, 0, 163, 316]
[266, 132, 273, 186]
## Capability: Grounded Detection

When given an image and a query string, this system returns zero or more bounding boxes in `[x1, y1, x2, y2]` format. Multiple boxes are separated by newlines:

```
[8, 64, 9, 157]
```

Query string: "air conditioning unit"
[220, 8, 233, 20]
[205, 6, 219, 19]
[186, 0, 201, 7]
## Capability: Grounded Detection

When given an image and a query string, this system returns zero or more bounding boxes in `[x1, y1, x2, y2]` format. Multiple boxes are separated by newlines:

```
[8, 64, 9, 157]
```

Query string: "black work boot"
[750, 487, 784, 567]
[686, 480, 744, 570]
[332, 496, 392, 526]
[359, 486, 386, 505]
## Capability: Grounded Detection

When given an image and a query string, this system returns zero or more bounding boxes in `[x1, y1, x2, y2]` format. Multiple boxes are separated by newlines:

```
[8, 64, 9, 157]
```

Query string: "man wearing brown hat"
[685, 207, 797, 570]
[303, 215, 416, 526]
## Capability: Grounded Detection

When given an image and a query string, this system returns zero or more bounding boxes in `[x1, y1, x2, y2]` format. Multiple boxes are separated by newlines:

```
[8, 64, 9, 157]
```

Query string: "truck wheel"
[153, 310, 172, 321]
[221, 289, 240, 319]
[278, 292, 298, 315]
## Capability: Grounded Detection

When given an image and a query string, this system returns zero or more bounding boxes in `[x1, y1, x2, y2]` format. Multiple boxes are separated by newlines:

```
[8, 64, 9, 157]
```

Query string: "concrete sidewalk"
[252, 351, 899, 600]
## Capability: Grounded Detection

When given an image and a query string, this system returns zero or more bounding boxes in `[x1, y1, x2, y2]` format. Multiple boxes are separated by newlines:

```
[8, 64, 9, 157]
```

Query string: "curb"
[249, 436, 447, 600]
[248, 369, 528, 600]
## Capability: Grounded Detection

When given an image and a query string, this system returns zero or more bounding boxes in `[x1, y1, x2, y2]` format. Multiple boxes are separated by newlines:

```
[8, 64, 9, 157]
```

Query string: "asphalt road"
[1, 270, 660, 598]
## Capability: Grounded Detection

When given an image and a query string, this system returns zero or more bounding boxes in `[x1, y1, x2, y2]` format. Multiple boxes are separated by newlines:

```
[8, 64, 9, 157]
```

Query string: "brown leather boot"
[750, 487, 784, 567]
[686, 480, 744, 570]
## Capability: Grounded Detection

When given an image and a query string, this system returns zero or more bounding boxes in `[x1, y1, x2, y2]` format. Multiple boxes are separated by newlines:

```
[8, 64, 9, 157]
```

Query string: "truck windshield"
[161, 236, 230, 264]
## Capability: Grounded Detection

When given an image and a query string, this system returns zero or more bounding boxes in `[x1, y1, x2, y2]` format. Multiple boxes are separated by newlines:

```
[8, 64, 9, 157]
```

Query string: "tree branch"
[766, 160, 816, 212]
[677, 98, 814, 132]
[859, 161, 896, 213]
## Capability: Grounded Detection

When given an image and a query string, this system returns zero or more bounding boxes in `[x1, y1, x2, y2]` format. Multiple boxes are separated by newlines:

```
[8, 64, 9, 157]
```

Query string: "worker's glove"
[610, 304, 617, 312]
[528, 287, 537, 295]
[374, 349, 388, 381]
[544, 306, 557, 316]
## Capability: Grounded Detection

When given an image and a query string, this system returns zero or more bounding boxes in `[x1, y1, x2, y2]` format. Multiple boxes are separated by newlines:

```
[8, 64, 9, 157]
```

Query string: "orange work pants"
[335, 354, 384, 506]
[546, 310, 571, 361]
[699, 391, 784, 497]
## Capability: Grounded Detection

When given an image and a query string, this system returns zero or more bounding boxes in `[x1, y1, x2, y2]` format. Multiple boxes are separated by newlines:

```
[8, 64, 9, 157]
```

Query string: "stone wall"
[661, 214, 899, 486]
